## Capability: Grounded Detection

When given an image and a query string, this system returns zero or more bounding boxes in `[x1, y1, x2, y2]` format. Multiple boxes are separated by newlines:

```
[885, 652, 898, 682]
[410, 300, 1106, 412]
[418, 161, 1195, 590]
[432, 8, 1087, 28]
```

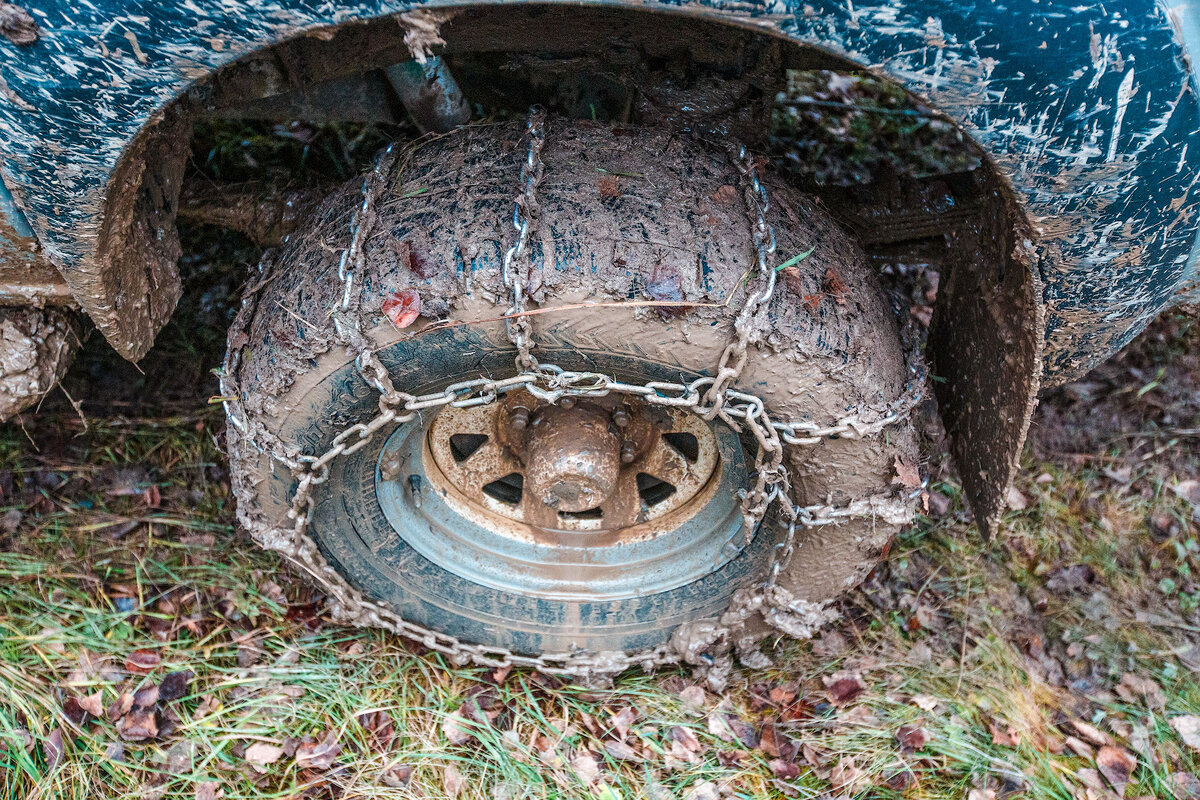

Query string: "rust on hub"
[524, 402, 621, 512]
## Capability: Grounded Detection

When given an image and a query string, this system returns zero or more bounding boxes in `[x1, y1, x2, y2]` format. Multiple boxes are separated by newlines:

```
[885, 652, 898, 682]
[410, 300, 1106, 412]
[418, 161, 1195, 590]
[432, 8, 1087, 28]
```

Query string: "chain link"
[500, 108, 547, 372]
[221, 110, 924, 677]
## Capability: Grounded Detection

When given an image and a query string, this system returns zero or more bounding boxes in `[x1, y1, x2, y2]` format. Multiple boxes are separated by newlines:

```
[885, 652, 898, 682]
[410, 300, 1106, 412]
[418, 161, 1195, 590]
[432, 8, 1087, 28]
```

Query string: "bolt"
[560, 396, 576, 410]
[620, 440, 638, 464]
[509, 406, 531, 431]
[612, 406, 632, 428]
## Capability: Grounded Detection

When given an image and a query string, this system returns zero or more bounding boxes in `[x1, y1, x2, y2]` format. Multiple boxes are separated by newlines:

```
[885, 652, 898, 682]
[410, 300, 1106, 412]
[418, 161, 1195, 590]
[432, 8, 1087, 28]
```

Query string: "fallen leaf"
[382, 764, 413, 787]
[158, 671, 192, 702]
[892, 457, 922, 489]
[44, 728, 64, 771]
[244, 742, 284, 771]
[609, 706, 637, 740]
[571, 750, 601, 785]
[295, 731, 341, 770]
[604, 740, 640, 761]
[1006, 485, 1028, 511]
[823, 268, 848, 305]
[989, 723, 1020, 747]
[966, 791, 996, 800]
[1170, 715, 1200, 751]
[382, 289, 422, 329]
[679, 685, 707, 712]
[442, 710, 473, 745]
[1171, 479, 1200, 506]
[443, 764, 465, 797]
[195, 782, 223, 800]
[1072, 719, 1110, 747]
[1065, 736, 1095, 760]
[912, 694, 938, 711]
[125, 648, 161, 674]
[107, 692, 134, 722]
[684, 780, 720, 800]
[1096, 745, 1136, 796]
[78, 692, 105, 718]
[759, 722, 797, 761]
[823, 671, 866, 705]
[830, 756, 866, 793]
[710, 185, 738, 204]
[117, 709, 158, 742]
[896, 723, 932, 751]
[768, 758, 801, 779]
[598, 175, 621, 198]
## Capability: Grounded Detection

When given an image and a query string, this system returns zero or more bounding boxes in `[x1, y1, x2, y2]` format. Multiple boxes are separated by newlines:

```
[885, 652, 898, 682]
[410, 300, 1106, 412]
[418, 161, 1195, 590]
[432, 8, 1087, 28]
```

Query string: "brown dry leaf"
[1096, 745, 1136, 797]
[604, 740, 640, 761]
[989, 722, 1020, 747]
[442, 710, 472, 745]
[912, 694, 938, 711]
[244, 742, 285, 772]
[43, 728, 64, 772]
[443, 764, 465, 798]
[117, 709, 159, 742]
[295, 731, 341, 770]
[1116, 673, 1164, 710]
[609, 706, 637, 740]
[769, 758, 801, 779]
[823, 268, 848, 305]
[710, 185, 738, 204]
[679, 685, 707, 713]
[823, 671, 866, 705]
[107, 691, 134, 722]
[158, 671, 192, 702]
[1170, 715, 1200, 751]
[967, 791, 996, 800]
[896, 723, 932, 751]
[1072, 719, 1111, 747]
[78, 691, 105, 718]
[830, 756, 867, 794]
[684, 780, 720, 800]
[571, 750, 601, 785]
[194, 781, 222, 800]
[381, 764, 413, 788]
[1065, 736, 1096, 760]
[759, 722, 797, 761]
[125, 648, 161, 675]
[892, 456, 922, 489]
[598, 175, 621, 198]
[193, 695, 220, 720]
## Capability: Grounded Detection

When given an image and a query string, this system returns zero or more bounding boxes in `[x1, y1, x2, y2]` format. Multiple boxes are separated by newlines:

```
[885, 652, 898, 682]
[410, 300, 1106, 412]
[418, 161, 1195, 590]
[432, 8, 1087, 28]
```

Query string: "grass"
[0, 377, 1197, 799]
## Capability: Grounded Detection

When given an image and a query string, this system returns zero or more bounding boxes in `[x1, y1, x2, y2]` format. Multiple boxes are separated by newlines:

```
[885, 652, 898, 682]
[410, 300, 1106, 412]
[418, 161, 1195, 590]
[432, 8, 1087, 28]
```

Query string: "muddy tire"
[225, 119, 919, 675]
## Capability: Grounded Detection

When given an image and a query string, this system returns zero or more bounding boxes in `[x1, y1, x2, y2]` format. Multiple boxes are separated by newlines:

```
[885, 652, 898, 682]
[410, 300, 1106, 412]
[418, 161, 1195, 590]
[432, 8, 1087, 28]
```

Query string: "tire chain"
[220, 109, 924, 678]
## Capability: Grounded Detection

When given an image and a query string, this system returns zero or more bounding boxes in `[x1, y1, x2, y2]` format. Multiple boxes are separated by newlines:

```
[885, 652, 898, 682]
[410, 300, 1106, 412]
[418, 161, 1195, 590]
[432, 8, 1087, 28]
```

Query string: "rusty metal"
[425, 390, 721, 534]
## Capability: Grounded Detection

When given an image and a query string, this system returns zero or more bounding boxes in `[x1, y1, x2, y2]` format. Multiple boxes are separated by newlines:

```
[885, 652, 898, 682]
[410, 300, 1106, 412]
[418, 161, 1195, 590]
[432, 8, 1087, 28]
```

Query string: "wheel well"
[107, 2, 1039, 533]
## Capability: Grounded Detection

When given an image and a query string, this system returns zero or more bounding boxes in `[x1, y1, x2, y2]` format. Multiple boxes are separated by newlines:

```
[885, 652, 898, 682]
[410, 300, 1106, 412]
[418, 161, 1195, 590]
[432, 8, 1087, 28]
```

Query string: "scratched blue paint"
[0, 0, 1194, 384]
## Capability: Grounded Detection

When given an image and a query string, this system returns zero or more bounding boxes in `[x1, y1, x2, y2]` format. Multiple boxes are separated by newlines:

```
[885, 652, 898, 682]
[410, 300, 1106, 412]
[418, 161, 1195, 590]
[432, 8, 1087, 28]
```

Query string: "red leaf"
[896, 723, 932, 751]
[382, 289, 422, 329]
[125, 648, 161, 675]
[823, 671, 866, 705]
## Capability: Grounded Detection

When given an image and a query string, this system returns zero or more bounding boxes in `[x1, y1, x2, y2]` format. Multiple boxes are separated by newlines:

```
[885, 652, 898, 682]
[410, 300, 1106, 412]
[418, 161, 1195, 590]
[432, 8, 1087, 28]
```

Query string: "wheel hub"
[373, 389, 751, 600]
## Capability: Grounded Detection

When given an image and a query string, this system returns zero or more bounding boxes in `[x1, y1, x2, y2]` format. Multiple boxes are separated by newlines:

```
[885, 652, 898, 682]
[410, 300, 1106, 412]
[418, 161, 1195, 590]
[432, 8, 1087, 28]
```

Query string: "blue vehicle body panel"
[0, 0, 1194, 380]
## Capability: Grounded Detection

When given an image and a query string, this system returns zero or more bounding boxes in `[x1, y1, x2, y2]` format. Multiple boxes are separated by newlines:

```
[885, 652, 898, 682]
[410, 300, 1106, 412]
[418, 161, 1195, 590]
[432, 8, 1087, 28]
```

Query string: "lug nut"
[620, 440, 638, 464]
[612, 406, 632, 428]
[509, 406, 531, 430]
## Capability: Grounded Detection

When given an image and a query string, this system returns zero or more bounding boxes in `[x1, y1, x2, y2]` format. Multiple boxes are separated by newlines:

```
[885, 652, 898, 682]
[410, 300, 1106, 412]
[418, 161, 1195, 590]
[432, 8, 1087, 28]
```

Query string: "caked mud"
[224, 119, 922, 686]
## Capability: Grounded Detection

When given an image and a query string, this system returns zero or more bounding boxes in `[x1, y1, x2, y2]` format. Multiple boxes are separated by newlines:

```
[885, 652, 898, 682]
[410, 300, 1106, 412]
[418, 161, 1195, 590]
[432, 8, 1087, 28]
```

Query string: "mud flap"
[928, 216, 1044, 539]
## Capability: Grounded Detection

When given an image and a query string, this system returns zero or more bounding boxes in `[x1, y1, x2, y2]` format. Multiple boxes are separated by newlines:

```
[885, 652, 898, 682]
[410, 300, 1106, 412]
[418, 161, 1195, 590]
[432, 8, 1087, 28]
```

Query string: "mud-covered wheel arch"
[69, 3, 1063, 529]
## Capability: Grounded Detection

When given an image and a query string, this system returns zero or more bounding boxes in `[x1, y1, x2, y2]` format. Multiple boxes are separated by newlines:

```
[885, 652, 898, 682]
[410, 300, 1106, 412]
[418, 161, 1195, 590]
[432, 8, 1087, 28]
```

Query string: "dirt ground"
[1, 218, 1199, 799]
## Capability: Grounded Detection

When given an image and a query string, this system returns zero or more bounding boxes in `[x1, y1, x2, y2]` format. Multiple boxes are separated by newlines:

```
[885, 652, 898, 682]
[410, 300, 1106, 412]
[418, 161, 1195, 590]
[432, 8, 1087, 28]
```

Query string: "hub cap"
[374, 391, 750, 600]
